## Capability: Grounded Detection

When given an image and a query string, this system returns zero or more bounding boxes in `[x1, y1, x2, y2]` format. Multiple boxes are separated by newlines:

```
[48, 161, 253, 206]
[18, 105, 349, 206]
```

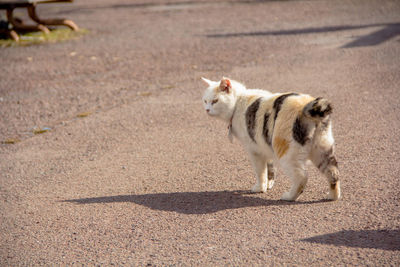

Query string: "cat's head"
[201, 77, 243, 121]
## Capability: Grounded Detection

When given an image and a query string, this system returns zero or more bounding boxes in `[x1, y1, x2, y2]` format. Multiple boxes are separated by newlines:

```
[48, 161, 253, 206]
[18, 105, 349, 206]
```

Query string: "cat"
[201, 77, 340, 201]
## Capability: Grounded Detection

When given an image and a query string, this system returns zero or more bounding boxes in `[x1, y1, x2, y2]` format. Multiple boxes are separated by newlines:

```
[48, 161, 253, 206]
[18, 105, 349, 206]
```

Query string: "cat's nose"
[206, 109, 210, 113]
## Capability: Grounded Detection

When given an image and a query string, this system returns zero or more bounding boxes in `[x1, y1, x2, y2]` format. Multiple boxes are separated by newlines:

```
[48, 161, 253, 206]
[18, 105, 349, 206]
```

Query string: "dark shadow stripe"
[63, 190, 333, 215]
[342, 23, 400, 48]
[245, 98, 262, 142]
[292, 117, 309, 145]
[207, 23, 400, 50]
[301, 229, 400, 251]
[263, 112, 271, 145]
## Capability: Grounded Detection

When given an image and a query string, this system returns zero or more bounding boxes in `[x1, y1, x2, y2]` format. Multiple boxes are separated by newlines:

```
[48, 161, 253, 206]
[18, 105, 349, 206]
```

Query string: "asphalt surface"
[1, 0, 400, 265]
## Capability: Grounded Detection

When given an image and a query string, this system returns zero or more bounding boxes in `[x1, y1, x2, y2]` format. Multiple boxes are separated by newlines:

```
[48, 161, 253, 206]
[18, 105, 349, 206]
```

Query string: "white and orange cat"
[202, 77, 340, 201]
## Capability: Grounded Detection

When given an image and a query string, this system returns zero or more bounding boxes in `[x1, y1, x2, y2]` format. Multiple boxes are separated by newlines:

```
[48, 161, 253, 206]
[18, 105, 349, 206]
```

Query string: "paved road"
[1, 0, 400, 265]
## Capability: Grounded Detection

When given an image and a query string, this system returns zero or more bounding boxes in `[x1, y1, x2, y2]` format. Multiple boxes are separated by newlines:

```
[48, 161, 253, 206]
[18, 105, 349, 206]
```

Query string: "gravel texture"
[1, 0, 400, 265]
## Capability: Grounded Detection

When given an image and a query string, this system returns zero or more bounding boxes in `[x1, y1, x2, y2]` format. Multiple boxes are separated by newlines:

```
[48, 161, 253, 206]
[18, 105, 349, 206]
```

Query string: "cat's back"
[239, 90, 314, 113]
[234, 91, 316, 148]
[235, 89, 276, 111]
[244, 88, 274, 98]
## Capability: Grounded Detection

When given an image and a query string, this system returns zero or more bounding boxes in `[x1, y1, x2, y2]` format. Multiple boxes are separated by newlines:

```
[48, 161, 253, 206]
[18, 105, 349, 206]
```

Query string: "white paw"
[251, 183, 267, 193]
[327, 181, 341, 201]
[267, 179, 275, 190]
[328, 188, 341, 201]
[280, 191, 296, 201]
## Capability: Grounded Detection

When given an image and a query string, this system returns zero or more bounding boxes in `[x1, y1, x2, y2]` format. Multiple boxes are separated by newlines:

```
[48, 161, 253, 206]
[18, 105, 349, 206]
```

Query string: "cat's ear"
[219, 77, 232, 93]
[201, 77, 215, 87]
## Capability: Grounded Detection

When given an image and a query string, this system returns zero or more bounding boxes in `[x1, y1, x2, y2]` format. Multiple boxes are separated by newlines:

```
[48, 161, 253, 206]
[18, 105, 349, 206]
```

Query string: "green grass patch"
[0, 28, 88, 47]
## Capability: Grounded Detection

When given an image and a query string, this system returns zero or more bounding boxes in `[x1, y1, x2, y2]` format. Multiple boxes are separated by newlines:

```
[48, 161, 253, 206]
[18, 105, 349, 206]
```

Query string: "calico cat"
[201, 77, 340, 201]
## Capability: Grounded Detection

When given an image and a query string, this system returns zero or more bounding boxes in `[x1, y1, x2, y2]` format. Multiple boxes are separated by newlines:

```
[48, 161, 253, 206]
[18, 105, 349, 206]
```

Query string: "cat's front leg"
[249, 152, 268, 193]
[266, 161, 275, 190]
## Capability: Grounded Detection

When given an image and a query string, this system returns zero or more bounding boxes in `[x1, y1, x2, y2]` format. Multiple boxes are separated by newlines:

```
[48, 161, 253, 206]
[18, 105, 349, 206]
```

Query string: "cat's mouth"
[206, 110, 216, 116]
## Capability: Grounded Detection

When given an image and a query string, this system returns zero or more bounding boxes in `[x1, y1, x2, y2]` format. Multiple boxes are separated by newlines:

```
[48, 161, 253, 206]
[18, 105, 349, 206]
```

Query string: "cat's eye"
[204, 100, 207, 104]
[211, 99, 218, 105]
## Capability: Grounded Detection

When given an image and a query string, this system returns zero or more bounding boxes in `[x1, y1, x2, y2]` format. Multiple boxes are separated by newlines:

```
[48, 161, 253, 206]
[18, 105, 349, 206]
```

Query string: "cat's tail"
[303, 97, 333, 121]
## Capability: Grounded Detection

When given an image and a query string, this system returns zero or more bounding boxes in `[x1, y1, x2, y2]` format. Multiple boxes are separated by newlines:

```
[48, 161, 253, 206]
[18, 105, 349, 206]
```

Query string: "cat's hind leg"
[311, 146, 341, 200]
[280, 161, 308, 201]
[310, 121, 341, 200]
[249, 152, 268, 193]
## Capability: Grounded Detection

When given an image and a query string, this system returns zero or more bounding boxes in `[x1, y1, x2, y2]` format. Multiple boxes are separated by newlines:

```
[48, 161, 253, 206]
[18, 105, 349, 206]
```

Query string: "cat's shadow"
[63, 190, 330, 214]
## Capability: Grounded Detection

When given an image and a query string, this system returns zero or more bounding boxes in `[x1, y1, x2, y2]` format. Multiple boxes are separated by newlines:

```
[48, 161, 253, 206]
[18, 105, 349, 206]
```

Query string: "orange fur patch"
[274, 137, 289, 158]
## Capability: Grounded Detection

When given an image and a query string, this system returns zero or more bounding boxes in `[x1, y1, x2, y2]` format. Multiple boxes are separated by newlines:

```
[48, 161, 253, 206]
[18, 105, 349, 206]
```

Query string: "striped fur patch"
[262, 112, 271, 145]
[303, 97, 333, 119]
[308, 97, 332, 118]
[273, 93, 298, 122]
[292, 117, 309, 145]
[267, 162, 275, 180]
[318, 148, 338, 171]
[245, 98, 262, 142]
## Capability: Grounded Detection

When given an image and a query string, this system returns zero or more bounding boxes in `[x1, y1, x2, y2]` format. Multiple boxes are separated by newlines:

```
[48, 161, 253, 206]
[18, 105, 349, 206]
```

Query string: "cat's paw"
[327, 181, 341, 201]
[251, 183, 267, 193]
[267, 179, 275, 190]
[328, 187, 341, 200]
[280, 191, 297, 201]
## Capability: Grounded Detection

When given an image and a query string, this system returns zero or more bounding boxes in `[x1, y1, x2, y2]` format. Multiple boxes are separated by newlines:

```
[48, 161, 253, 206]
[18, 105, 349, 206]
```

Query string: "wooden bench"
[0, 0, 78, 41]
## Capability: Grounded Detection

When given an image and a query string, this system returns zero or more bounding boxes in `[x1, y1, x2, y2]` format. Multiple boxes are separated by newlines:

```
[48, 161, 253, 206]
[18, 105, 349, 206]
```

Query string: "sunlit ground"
[0, 28, 88, 47]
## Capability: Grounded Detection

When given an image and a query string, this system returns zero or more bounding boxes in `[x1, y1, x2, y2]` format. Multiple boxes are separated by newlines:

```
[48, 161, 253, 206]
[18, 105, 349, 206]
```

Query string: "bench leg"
[28, 4, 79, 31]
[0, 28, 20, 41]
[9, 29, 19, 41]
[7, 7, 50, 34]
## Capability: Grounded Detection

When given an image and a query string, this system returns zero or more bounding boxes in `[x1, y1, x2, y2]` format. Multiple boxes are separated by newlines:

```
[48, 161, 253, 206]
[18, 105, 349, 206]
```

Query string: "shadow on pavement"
[207, 23, 400, 48]
[58, 1, 230, 15]
[59, 0, 303, 14]
[63, 190, 331, 214]
[301, 229, 400, 251]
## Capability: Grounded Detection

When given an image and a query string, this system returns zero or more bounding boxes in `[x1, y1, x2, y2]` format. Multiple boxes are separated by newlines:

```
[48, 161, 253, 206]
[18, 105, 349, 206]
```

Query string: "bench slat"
[0, 0, 73, 9]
